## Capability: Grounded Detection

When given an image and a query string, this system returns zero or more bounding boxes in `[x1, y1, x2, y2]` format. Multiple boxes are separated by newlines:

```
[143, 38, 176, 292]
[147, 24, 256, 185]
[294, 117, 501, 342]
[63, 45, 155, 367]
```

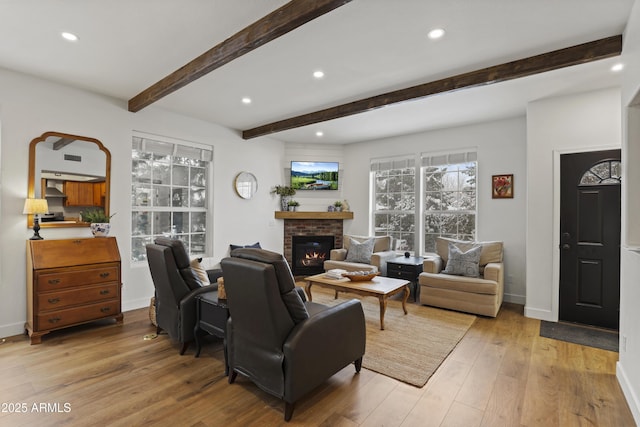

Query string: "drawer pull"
[47, 298, 60, 304]
[100, 307, 111, 313]
[48, 279, 61, 285]
[73, 240, 82, 244]
[99, 289, 110, 295]
[48, 317, 61, 324]
[99, 272, 110, 278]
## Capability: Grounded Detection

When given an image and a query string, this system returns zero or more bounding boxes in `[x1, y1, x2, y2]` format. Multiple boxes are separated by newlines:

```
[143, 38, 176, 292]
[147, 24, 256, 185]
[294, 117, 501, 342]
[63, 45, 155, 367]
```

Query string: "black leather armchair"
[221, 248, 366, 422]
[146, 237, 221, 354]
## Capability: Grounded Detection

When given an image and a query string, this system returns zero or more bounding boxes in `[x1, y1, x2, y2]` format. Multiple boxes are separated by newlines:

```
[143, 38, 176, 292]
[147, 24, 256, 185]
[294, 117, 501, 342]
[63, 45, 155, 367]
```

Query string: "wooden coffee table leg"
[402, 285, 409, 315]
[378, 296, 387, 330]
[305, 282, 314, 302]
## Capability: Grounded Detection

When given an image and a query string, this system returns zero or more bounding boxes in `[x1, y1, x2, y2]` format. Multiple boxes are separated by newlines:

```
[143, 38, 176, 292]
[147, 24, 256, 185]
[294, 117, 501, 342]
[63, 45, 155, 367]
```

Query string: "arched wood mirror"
[27, 131, 111, 228]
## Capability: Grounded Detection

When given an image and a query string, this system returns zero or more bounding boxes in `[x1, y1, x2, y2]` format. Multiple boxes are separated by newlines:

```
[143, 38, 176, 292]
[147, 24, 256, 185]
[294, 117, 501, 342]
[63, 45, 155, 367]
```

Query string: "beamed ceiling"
[0, 1, 634, 144]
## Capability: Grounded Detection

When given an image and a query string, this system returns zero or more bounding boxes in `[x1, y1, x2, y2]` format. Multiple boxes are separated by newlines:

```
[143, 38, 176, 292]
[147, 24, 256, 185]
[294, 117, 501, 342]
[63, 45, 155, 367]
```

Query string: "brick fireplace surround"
[275, 211, 354, 276]
[283, 219, 344, 274]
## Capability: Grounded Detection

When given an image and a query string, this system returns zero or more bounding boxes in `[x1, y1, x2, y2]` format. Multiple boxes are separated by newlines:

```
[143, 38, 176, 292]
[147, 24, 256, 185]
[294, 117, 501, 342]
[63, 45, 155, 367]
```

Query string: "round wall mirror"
[234, 172, 258, 199]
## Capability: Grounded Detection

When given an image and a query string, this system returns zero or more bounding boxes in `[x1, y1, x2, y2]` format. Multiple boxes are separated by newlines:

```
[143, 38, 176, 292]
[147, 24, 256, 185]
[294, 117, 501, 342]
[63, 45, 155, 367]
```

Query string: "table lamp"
[23, 198, 49, 240]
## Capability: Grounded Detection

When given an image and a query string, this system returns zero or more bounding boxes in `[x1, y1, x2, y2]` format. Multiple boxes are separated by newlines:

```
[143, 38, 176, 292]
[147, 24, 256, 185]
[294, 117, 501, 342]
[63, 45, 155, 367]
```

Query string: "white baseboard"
[617, 362, 640, 425]
[524, 305, 555, 322]
[0, 321, 27, 340]
[122, 297, 153, 313]
[504, 292, 526, 305]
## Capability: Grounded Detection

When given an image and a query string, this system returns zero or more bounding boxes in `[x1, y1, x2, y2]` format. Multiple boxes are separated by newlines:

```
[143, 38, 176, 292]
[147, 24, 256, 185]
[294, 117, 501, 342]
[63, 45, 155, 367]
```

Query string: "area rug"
[540, 320, 619, 352]
[309, 289, 476, 387]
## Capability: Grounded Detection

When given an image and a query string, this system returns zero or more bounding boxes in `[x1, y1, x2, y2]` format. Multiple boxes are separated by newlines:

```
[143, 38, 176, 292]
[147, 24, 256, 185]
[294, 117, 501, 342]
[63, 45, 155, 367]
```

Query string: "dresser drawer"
[37, 283, 119, 312]
[36, 301, 120, 330]
[36, 265, 120, 292]
[388, 269, 417, 281]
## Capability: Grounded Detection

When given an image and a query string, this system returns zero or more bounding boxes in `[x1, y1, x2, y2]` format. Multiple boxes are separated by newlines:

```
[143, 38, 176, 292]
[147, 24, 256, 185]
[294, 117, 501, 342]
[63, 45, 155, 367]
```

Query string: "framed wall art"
[492, 174, 513, 199]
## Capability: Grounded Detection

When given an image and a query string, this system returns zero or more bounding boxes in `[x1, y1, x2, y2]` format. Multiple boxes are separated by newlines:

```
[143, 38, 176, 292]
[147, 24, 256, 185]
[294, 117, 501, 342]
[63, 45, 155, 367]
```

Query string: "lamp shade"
[23, 198, 49, 215]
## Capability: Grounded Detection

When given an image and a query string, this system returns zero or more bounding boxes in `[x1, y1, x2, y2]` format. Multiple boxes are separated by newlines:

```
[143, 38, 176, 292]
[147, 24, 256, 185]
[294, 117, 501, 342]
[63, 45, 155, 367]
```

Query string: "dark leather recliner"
[146, 237, 222, 354]
[221, 248, 366, 422]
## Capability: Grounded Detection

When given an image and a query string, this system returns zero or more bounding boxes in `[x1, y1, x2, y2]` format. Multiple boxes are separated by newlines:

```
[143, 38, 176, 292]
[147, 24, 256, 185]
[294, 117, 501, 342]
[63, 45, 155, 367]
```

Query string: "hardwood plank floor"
[0, 300, 635, 426]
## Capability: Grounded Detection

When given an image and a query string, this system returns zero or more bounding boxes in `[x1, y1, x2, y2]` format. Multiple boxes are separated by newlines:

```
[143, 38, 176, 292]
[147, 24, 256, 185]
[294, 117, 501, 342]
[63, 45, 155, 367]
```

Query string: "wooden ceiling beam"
[128, 0, 353, 112]
[242, 35, 623, 139]
[53, 137, 76, 150]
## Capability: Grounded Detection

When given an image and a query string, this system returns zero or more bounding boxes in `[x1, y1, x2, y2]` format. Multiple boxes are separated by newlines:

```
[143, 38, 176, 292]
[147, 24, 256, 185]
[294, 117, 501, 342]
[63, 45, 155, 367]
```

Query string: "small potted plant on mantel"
[271, 185, 297, 211]
[81, 208, 115, 237]
[287, 200, 300, 212]
[333, 201, 343, 212]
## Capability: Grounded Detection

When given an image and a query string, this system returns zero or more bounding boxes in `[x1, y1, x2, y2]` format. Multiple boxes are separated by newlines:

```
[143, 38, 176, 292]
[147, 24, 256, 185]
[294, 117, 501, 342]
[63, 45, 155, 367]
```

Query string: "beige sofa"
[324, 235, 397, 276]
[419, 237, 504, 317]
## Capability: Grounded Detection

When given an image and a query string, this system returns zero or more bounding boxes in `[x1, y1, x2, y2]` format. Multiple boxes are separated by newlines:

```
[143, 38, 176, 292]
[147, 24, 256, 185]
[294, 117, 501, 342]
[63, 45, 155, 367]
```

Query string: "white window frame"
[130, 132, 214, 263]
[369, 149, 478, 256]
[421, 149, 477, 253]
[370, 155, 418, 252]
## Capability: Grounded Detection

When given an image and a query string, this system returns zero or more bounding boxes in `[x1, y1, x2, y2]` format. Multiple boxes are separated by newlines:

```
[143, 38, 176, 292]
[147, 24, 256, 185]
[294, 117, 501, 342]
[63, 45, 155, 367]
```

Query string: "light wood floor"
[0, 297, 635, 427]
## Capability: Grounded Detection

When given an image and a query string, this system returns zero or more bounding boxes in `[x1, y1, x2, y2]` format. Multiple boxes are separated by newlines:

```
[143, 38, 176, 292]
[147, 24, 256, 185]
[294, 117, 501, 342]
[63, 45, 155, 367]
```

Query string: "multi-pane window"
[371, 157, 416, 252]
[422, 151, 477, 252]
[370, 151, 477, 255]
[580, 160, 621, 185]
[131, 136, 213, 262]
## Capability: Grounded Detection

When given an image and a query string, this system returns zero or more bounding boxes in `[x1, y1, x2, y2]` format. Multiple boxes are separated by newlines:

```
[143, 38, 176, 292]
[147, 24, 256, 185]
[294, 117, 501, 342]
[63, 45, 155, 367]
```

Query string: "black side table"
[194, 291, 229, 373]
[386, 256, 424, 302]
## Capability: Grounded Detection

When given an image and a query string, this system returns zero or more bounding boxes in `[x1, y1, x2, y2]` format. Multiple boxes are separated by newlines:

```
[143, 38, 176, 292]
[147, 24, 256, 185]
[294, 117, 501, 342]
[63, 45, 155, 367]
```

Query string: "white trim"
[132, 130, 213, 151]
[504, 292, 526, 305]
[524, 305, 555, 322]
[122, 298, 153, 313]
[551, 144, 620, 324]
[0, 321, 26, 339]
[617, 361, 640, 425]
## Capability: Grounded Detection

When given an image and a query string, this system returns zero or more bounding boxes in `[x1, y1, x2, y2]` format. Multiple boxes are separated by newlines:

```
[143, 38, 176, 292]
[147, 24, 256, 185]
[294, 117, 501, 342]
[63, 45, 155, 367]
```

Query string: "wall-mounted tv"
[290, 161, 339, 190]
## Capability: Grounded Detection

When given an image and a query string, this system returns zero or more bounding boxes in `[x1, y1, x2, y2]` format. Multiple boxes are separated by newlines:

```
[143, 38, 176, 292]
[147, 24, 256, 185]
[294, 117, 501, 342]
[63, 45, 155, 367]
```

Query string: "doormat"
[540, 320, 618, 352]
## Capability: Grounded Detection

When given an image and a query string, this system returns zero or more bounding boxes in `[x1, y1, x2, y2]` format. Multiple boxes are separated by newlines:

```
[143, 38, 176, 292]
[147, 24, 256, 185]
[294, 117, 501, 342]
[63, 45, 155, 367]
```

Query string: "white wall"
[341, 117, 528, 304]
[618, 0, 640, 422]
[525, 88, 622, 322]
[0, 68, 285, 337]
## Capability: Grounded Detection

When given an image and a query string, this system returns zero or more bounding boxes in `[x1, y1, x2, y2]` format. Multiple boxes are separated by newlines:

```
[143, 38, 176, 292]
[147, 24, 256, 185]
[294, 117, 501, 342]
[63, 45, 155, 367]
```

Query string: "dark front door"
[559, 150, 621, 330]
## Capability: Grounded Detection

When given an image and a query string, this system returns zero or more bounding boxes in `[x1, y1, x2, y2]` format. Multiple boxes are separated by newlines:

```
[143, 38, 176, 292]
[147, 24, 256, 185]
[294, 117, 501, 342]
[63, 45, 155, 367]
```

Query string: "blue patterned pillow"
[442, 243, 481, 277]
[345, 237, 375, 263]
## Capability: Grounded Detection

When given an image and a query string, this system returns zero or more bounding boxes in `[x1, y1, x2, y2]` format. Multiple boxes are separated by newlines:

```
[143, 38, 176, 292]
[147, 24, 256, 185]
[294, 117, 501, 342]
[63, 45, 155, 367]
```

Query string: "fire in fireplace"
[291, 235, 334, 276]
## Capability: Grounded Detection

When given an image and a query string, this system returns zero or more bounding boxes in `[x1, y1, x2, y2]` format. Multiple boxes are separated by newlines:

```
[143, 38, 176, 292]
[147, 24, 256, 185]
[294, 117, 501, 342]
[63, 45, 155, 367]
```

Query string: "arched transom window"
[580, 160, 622, 186]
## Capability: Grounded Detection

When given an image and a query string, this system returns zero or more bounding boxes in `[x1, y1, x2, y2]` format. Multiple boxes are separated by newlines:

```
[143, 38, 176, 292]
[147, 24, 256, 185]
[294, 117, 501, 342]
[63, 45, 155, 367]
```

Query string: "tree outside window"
[423, 161, 476, 252]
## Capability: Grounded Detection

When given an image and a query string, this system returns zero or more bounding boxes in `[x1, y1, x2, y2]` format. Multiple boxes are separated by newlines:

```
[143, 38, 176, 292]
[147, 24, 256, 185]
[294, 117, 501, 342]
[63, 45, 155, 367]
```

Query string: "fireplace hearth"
[291, 235, 334, 276]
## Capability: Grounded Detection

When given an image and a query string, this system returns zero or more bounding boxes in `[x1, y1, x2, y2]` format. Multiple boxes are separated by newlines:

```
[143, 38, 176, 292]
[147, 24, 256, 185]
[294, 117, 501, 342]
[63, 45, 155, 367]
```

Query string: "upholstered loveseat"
[419, 237, 504, 317]
[323, 235, 397, 276]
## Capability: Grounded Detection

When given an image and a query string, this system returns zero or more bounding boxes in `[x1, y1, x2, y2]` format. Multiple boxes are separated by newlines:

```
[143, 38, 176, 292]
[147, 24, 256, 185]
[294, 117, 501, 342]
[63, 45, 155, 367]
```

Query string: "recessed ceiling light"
[313, 70, 325, 79]
[241, 97, 252, 104]
[428, 28, 445, 40]
[611, 63, 624, 72]
[315, 131, 324, 137]
[61, 32, 78, 42]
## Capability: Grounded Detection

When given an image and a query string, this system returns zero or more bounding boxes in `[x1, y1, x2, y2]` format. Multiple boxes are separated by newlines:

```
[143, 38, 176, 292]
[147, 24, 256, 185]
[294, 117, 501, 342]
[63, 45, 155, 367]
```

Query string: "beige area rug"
[308, 288, 476, 387]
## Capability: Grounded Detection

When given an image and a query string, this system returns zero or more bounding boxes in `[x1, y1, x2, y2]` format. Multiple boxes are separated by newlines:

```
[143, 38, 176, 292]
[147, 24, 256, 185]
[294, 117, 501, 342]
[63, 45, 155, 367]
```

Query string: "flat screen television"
[290, 161, 339, 190]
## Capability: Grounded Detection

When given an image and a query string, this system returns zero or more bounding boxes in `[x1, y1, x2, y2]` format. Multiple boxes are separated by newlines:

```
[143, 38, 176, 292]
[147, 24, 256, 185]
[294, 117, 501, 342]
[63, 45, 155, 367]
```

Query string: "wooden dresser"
[26, 237, 123, 344]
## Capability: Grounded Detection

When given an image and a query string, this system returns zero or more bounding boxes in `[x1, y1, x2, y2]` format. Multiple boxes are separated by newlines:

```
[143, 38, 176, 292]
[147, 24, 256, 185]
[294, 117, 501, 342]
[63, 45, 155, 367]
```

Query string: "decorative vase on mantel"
[281, 196, 291, 211]
[271, 185, 297, 212]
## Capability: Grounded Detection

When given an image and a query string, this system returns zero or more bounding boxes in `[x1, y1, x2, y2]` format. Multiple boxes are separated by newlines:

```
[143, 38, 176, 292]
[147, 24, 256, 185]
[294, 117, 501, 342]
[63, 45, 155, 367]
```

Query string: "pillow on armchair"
[435, 237, 503, 274]
[442, 243, 481, 277]
[189, 258, 211, 285]
[345, 237, 375, 263]
[230, 242, 262, 251]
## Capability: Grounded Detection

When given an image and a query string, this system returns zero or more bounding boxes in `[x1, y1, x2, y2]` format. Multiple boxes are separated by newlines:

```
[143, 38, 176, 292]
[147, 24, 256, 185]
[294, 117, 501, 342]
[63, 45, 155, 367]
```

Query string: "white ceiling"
[0, 0, 634, 144]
